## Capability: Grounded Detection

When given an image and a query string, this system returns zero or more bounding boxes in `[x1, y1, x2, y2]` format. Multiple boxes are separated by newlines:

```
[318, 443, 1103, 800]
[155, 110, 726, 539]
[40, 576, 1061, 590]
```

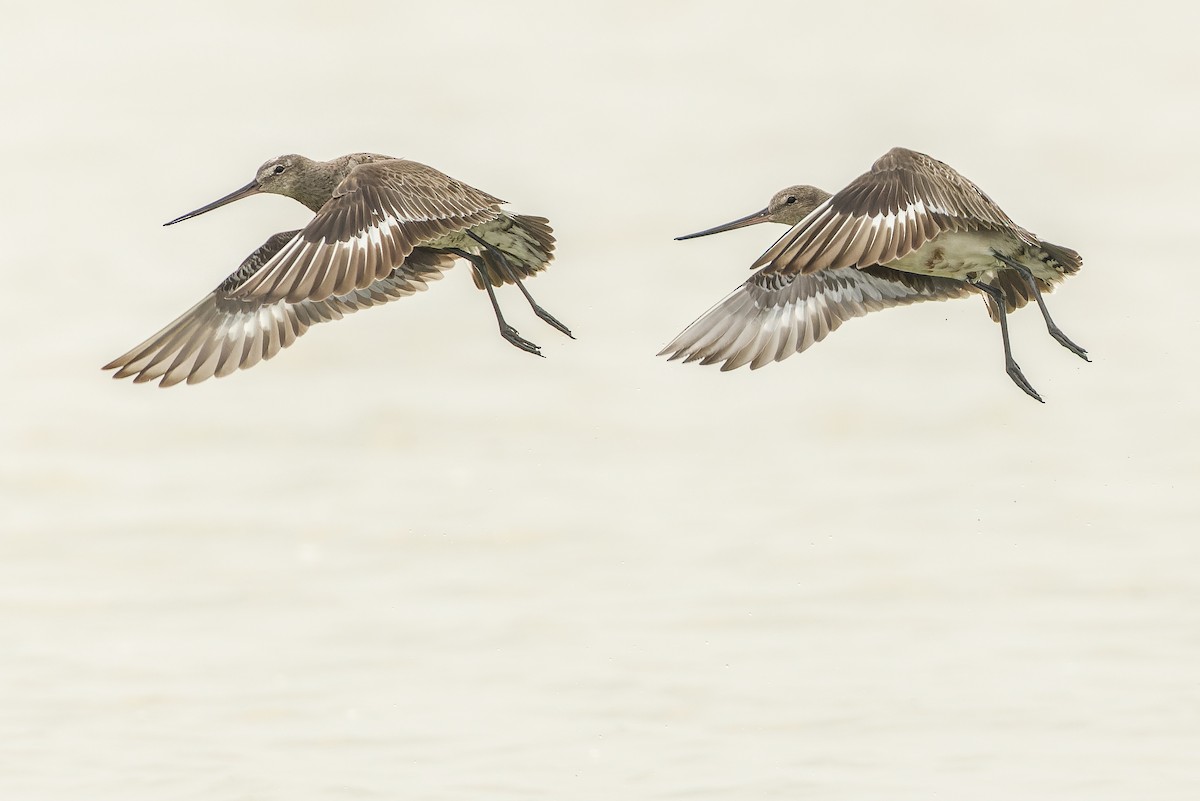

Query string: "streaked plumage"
[670, 265, 974, 372]
[105, 153, 570, 387]
[661, 148, 1087, 401]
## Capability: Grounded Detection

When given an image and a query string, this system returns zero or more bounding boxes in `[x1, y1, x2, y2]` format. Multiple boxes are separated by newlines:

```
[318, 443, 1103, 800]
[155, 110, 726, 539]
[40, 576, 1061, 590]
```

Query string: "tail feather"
[471, 214, 556, 289]
[1038, 240, 1082, 275]
[982, 239, 1081, 321]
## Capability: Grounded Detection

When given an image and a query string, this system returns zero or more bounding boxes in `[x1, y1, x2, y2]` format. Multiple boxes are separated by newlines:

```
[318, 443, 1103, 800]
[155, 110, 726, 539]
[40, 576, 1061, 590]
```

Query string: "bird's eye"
[273, 165, 286, 175]
[786, 196, 797, 204]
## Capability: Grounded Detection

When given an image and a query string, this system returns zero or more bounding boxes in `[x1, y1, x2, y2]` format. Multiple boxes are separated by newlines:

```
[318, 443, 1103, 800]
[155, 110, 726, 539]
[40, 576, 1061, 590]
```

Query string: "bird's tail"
[982, 239, 1081, 321]
[471, 214, 557, 289]
[1038, 240, 1082, 276]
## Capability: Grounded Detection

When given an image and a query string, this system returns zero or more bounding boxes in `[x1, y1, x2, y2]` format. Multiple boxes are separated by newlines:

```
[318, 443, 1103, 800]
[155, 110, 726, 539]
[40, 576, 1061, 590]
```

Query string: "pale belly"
[426, 216, 549, 265]
[425, 216, 514, 252]
[424, 228, 479, 251]
[887, 230, 1020, 281]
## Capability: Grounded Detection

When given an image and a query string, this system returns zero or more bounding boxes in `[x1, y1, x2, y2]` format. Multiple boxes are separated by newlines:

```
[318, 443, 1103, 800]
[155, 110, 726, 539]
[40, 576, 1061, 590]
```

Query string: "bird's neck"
[291, 156, 343, 212]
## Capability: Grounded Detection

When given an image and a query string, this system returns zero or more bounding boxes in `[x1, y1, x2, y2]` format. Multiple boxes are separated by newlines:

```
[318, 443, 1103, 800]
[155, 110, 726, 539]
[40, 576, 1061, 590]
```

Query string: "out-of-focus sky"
[2, 2, 1198, 799]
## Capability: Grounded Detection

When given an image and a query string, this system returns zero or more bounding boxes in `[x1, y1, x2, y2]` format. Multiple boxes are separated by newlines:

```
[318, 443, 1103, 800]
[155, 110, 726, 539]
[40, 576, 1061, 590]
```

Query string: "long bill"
[675, 207, 771, 240]
[164, 180, 262, 226]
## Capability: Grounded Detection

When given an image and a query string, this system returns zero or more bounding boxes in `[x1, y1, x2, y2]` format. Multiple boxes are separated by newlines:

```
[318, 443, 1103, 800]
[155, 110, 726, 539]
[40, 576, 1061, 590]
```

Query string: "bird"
[103, 152, 572, 387]
[659, 147, 1087, 402]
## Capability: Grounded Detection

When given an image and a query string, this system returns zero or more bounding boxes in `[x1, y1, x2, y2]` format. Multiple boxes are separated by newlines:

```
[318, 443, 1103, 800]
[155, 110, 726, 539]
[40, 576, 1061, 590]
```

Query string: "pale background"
[2, 1, 1198, 799]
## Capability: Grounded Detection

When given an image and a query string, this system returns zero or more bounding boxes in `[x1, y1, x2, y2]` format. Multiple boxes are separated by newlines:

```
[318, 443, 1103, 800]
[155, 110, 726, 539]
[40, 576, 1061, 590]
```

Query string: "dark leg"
[445, 248, 541, 356]
[465, 231, 573, 338]
[971, 279, 1044, 403]
[992, 251, 1088, 361]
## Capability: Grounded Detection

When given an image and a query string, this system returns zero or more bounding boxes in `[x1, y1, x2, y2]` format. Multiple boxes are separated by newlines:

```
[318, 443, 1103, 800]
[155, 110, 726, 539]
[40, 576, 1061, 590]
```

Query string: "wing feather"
[232, 159, 503, 303]
[755, 147, 1037, 276]
[659, 265, 973, 371]
[104, 232, 458, 387]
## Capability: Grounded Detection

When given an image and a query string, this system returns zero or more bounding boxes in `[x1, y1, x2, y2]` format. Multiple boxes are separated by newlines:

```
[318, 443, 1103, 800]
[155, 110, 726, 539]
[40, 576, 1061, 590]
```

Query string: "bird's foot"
[532, 305, 574, 339]
[1006, 359, 1044, 403]
[1049, 326, 1089, 362]
[501, 325, 542, 357]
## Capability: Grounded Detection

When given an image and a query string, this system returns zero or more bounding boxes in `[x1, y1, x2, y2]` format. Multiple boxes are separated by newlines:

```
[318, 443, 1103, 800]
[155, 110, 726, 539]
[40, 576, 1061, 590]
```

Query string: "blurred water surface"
[2, 2, 1198, 799]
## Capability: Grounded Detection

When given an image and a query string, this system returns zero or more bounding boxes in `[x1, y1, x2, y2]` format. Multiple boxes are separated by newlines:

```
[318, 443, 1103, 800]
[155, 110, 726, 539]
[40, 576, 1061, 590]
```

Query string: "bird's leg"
[992, 251, 1088, 362]
[465, 230, 573, 338]
[445, 248, 541, 357]
[970, 278, 1044, 403]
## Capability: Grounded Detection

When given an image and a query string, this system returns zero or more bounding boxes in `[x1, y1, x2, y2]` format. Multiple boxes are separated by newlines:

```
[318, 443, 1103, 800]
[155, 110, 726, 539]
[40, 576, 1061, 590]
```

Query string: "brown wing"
[231, 159, 504, 304]
[103, 232, 456, 387]
[754, 147, 1037, 276]
[658, 264, 972, 371]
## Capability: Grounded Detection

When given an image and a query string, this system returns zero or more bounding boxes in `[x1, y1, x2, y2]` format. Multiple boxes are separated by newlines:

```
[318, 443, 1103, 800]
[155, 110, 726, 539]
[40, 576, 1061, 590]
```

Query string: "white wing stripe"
[660, 267, 968, 372]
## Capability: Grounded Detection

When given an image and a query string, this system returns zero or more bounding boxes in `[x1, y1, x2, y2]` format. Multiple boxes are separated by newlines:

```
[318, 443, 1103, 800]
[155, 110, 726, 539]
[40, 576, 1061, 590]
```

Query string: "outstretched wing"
[103, 231, 456, 387]
[658, 265, 972, 371]
[232, 159, 503, 304]
[754, 147, 1036, 276]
